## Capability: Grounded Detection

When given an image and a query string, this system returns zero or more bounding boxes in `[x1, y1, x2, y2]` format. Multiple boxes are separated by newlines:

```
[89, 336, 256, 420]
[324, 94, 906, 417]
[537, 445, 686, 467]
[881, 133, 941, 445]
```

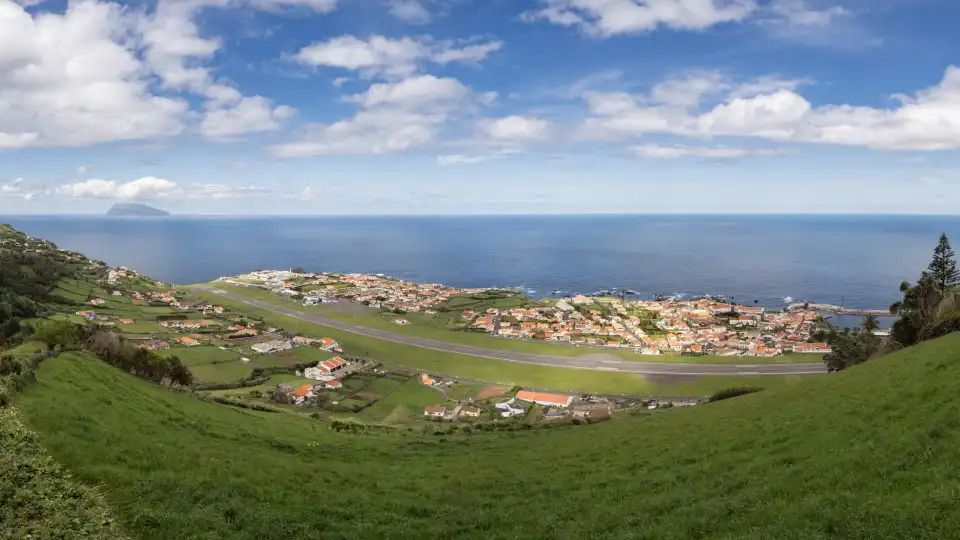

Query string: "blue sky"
[2, 0, 960, 214]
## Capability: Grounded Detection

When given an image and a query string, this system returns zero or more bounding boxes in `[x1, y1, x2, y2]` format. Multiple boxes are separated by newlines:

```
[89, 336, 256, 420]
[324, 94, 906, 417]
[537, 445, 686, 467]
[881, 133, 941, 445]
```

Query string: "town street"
[196, 286, 829, 377]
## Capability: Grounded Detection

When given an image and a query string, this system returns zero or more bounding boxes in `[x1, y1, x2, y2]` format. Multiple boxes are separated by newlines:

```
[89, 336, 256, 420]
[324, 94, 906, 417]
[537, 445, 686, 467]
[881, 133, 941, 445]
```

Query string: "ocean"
[6, 214, 956, 327]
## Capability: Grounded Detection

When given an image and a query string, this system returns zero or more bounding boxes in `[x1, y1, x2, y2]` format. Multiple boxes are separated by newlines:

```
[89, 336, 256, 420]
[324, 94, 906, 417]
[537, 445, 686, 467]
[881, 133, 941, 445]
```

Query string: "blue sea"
[7, 214, 957, 327]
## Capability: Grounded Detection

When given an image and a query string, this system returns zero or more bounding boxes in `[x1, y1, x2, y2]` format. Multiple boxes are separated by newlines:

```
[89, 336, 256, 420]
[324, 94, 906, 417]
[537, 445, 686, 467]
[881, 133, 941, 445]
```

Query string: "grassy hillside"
[16, 334, 960, 539]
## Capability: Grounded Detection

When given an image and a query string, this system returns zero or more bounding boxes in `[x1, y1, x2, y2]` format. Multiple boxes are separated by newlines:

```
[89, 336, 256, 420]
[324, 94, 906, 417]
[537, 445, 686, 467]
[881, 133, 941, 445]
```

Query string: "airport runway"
[197, 286, 829, 377]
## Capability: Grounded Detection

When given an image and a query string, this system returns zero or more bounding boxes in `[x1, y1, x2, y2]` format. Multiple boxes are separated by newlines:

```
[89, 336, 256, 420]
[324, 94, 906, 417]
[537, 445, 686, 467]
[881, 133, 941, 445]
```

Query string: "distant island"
[106, 203, 170, 217]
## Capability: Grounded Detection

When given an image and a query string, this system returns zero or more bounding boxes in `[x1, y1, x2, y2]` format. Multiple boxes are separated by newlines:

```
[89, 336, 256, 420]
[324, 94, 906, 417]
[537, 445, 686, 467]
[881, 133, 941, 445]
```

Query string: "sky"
[2, 0, 960, 215]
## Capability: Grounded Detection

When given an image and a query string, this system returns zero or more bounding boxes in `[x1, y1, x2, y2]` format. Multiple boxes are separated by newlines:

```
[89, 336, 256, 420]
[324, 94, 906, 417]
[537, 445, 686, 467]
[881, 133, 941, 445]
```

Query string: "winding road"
[197, 286, 828, 377]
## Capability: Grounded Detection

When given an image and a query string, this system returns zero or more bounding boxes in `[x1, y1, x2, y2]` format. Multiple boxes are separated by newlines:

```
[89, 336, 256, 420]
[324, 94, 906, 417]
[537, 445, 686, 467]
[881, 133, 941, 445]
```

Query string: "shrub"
[709, 387, 764, 403]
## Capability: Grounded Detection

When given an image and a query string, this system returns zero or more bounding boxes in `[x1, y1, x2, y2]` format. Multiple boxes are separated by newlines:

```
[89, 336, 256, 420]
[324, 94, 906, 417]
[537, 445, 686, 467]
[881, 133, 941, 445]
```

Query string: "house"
[324, 379, 343, 390]
[543, 408, 568, 420]
[251, 340, 293, 354]
[588, 407, 611, 420]
[111, 290, 123, 296]
[276, 383, 294, 394]
[178, 337, 200, 346]
[515, 390, 574, 408]
[292, 336, 316, 345]
[459, 406, 482, 418]
[291, 384, 314, 404]
[462, 310, 475, 320]
[119, 318, 134, 325]
[89, 298, 105, 306]
[420, 372, 435, 385]
[424, 405, 446, 418]
[495, 400, 525, 417]
[139, 341, 170, 350]
[304, 357, 347, 380]
[318, 337, 338, 350]
[793, 342, 832, 354]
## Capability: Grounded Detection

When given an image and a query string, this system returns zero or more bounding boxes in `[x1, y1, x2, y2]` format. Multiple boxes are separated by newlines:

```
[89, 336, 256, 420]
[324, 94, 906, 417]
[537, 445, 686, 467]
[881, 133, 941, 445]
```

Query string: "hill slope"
[17, 334, 960, 539]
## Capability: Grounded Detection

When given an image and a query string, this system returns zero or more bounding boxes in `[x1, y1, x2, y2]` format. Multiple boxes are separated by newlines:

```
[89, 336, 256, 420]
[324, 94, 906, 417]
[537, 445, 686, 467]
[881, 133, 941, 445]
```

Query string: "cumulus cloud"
[138, 0, 296, 140]
[0, 0, 187, 149]
[581, 66, 960, 151]
[436, 150, 520, 166]
[478, 115, 552, 142]
[631, 144, 792, 159]
[388, 0, 431, 23]
[57, 177, 181, 200]
[1, 178, 48, 200]
[0, 0, 315, 149]
[521, 0, 757, 37]
[294, 35, 502, 78]
[271, 75, 485, 157]
[55, 177, 281, 201]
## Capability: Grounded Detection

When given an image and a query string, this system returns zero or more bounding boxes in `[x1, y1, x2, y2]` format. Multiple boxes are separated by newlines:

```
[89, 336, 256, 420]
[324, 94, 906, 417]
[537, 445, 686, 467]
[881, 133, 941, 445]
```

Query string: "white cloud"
[388, 0, 430, 23]
[271, 75, 482, 157]
[479, 115, 552, 142]
[1, 178, 48, 200]
[248, 0, 339, 12]
[581, 66, 960, 151]
[138, 0, 297, 140]
[436, 150, 519, 166]
[0, 0, 187, 148]
[294, 35, 502, 78]
[345, 75, 470, 108]
[521, 0, 757, 36]
[201, 96, 297, 140]
[332, 77, 350, 87]
[56, 177, 278, 201]
[77, 165, 90, 174]
[57, 177, 181, 200]
[767, 0, 849, 28]
[632, 144, 792, 159]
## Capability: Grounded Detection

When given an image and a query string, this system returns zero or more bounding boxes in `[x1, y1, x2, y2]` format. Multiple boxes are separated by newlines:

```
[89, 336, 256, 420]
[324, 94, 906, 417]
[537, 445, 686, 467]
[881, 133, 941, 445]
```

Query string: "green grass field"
[208, 284, 817, 365]
[352, 378, 445, 423]
[192, 289, 809, 396]
[208, 373, 318, 397]
[187, 361, 253, 383]
[15, 335, 960, 539]
[159, 345, 241, 367]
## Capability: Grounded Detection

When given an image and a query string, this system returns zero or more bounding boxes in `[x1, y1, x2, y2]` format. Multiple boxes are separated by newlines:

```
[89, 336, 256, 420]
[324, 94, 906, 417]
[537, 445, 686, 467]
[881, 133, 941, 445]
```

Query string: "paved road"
[197, 286, 828, 377]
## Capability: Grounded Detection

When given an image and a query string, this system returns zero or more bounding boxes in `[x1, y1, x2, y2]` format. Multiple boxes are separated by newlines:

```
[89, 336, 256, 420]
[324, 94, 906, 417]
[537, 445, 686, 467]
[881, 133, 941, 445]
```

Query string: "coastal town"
[221, 269, 833, 357]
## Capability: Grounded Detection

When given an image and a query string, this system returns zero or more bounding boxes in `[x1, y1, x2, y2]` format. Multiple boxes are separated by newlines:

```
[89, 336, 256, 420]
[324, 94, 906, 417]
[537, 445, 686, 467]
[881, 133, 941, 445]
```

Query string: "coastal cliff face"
[106, 203, 170, 217]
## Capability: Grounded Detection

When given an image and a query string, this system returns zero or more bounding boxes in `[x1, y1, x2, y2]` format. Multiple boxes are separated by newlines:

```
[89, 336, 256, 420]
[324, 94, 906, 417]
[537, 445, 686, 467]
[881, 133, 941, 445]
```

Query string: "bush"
[709, 387, 764, 403]
[0, 407, 124, 539]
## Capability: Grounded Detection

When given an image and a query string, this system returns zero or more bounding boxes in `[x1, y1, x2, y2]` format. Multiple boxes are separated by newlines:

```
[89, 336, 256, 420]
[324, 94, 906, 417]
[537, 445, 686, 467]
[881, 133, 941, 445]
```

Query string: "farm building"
[515, 390, 574, 408]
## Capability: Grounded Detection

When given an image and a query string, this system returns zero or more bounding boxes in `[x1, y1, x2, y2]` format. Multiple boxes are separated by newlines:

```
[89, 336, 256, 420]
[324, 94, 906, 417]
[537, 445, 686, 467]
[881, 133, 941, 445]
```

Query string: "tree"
[927, 233, 960, 293]
[33, 320, 79, 351]
[861, 314, 879, 333]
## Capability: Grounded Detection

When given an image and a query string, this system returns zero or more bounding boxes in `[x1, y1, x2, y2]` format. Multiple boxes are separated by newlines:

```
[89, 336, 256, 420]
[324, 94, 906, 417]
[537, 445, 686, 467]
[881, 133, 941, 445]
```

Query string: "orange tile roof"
[292, 384, 312, 397]
[515, 390, 573, 406]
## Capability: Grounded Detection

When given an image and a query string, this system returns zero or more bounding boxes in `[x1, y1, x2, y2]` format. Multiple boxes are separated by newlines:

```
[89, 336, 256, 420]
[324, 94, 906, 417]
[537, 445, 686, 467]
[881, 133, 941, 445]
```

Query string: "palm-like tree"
[861, 314, 880, 333]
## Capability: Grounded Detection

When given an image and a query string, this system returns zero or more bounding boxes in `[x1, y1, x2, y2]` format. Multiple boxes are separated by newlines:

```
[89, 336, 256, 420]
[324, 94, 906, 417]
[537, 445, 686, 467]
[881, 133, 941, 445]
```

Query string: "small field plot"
[117, 321, 170, 334]
[350, 376, 405, 402]
[244, 346, 335, 369]
[160, 345, 241, 367]
[189, 361, 252, 384]
[209, 373, 316, 397]
[357, 379, 445, 424]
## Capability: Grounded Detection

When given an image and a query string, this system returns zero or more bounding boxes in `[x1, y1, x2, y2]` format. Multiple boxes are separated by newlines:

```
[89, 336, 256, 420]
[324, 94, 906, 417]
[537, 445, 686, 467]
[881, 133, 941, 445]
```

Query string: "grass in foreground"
[17, 335, 960, 539]
[192, 290, 809, 396]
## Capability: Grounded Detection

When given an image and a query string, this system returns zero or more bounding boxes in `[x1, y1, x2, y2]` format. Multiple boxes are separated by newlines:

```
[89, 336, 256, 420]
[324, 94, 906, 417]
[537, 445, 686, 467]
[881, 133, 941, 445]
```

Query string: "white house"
[424, 405, 446, 418]
[251, 340, 293, 354]
[495, 400, 526, 418]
